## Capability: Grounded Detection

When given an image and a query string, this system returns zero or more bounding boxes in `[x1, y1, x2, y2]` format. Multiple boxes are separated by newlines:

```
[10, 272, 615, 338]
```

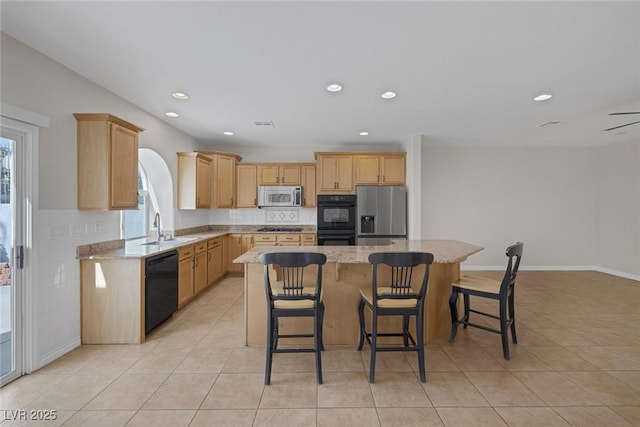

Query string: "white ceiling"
[2, 1, 639, 148]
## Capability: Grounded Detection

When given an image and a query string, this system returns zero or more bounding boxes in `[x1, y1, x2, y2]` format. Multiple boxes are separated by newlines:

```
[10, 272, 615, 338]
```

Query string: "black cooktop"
[256, 227, 303, 232]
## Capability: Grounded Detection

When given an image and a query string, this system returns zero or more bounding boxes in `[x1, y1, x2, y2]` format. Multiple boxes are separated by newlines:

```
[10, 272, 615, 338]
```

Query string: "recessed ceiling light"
[327, 84, 343, 92]
[165, 112, 179, 118]
[223, 131, 234, 136]
[381, 91, 397, 99]
[359, 131, 369, 136]
[171, 92, 189, 100]
[534, 93, 553, 102]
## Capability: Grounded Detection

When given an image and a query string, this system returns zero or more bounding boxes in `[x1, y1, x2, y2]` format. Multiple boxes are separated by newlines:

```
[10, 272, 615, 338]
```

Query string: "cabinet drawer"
[208, 237, 222, 249]
[277, 234, 300, 243]
[302, 234, 317, 243]
[194, 241, 207, 253]
[179, 245, 195, 260]
[254, 234, 277, 243]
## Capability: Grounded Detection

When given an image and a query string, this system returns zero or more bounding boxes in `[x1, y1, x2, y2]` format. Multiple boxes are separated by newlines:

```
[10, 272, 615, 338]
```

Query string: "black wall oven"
[317, 195, 357, 246]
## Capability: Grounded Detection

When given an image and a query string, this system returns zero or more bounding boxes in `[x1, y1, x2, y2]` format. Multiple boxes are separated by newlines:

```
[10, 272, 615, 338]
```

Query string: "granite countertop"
[78, 225, 317, 260]
[234, 239, 484, 264]
[79, 231, 229, 260]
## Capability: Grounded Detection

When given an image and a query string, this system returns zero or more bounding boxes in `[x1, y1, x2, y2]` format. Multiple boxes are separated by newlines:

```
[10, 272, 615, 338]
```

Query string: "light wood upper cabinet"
[236, 164, 258, 208]
[257, 164, 301, 185]
[212, 154, 236, 208]
[355, 155, 382, 185]
[355, 153, 406, 185]
[197, 151, 243, 209]
[380, 154, 406, 184]
[177, 152, 212, 209]
[74, 113, 143, 210]
[315, 154, 354, 194]
[301, 164, 316, 207]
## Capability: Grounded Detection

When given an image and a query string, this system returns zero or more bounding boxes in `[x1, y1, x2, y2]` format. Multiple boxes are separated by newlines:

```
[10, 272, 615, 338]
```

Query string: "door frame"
[1, 108, 43, 381]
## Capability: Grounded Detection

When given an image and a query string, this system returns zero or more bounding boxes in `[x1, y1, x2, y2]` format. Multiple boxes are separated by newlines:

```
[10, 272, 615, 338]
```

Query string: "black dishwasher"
[145, 250, 179, 334]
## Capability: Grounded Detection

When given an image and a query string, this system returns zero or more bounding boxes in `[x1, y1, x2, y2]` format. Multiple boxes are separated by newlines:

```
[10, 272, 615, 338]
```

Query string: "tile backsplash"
[210, 207, 316, 225]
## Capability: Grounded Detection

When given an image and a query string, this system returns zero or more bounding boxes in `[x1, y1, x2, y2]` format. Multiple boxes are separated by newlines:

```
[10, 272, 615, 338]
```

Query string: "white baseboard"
[30, 338, 81, 373]
[592, 266, 640, 282]
[462, 265, 640, 282]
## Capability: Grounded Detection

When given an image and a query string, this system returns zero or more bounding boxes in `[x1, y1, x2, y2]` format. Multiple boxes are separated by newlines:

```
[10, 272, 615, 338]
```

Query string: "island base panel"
[245, 262, 460, 346]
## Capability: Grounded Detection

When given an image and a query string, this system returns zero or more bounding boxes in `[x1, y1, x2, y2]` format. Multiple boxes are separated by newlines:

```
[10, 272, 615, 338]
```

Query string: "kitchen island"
[234, 240, 483, 345]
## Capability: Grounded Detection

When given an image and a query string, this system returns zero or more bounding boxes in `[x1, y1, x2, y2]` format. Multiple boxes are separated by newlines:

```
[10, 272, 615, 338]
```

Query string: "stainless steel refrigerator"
[356, 185, 407, 245]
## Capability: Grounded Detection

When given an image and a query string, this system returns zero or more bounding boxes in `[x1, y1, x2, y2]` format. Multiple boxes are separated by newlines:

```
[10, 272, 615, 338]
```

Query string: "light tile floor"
[1, 271, 640, 426]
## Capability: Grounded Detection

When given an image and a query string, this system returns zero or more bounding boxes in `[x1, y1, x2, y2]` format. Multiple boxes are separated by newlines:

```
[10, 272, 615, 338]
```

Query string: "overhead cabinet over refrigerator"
[356, 185, 407, 245]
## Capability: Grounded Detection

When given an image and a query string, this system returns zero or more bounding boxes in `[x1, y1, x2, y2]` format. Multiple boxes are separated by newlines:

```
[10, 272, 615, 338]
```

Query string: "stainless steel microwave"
[257, 185, 302, 207]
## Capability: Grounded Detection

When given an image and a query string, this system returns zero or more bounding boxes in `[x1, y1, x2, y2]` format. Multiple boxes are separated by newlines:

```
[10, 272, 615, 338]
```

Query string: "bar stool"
[259, 252, 327, 385]
[357, 251, 434, 383]
[448, 242, 523, 360]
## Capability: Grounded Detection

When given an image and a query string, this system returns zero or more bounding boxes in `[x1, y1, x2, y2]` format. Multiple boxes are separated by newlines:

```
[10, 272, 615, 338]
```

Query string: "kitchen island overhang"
[235, 240, 484, 346]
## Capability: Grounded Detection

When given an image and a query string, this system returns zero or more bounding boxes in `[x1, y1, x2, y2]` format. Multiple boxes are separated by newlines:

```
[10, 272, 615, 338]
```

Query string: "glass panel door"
[0, 131, 22, 386]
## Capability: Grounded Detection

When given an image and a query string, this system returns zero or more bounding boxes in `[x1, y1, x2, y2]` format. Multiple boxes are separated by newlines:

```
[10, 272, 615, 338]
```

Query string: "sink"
[140, 237, 198, 246]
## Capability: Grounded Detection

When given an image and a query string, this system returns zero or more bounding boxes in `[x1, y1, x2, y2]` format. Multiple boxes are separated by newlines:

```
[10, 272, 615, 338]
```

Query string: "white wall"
[1, 34, 205, 211]
[420, 141, 640, 277]
[594, 139, 640, 276]
[1, 33, 212, 370]
[421, 145, 598, 268]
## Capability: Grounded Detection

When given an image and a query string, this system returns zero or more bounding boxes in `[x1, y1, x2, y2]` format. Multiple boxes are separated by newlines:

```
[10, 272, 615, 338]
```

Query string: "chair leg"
[508, 292, 517, 344]
[402, 314, 410, 347]
[416, 310, 426, 383]
[265, 313, 274, 385]
[499, 298, 510, 360]
[369, 312, 377, 383]
[319, 301, 325, 351]
[463, 294, 470, 328]
[449, 287, 460, 343]
[357, 298, 366, 351]
[314, 308, 323, 384]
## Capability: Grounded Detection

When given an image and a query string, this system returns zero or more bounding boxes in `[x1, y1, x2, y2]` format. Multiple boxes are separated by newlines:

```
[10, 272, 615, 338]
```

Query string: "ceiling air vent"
[254, 121, 275, 127]
[537, 120, 563, 128]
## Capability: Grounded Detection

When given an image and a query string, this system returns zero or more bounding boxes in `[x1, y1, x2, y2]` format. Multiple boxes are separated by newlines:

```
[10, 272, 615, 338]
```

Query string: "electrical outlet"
[70, 224, 83, 237]
[47, 225, 67, 240]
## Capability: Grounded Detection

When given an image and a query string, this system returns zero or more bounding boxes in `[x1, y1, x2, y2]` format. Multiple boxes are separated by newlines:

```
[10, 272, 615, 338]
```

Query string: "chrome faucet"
[153, 212, 163, 243]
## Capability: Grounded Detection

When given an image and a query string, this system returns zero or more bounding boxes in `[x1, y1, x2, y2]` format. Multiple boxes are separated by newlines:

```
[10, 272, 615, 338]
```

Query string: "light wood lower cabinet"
[80, 232, 318, 343]
[277, 234, 300, 246]
[226, 234, 245, 273]
[302, 233, 317, 245]
[253, 234, 276, 245]
[81, 258, 144, 343]
[178, 245, 195, 309]
[194, 241, 208, 294]
[207, 237, 223, 285]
